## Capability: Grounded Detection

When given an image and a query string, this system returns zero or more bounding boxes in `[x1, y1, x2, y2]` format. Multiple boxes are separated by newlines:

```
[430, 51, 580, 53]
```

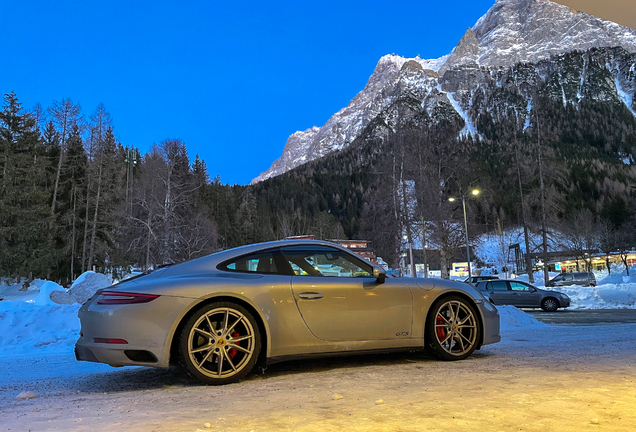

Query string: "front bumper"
[559, 297, 571, 308]
[75, 294, 194, 368]
[478, 299, 501, 346]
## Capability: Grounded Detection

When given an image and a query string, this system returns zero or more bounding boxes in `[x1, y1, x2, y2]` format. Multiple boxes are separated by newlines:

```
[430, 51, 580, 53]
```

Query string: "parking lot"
[528, 309, 636, 325]
[2, 309, 636, 432]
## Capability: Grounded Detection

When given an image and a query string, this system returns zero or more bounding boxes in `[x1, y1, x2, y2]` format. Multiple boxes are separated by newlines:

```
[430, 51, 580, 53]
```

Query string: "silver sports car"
[76, 240, 501, 384]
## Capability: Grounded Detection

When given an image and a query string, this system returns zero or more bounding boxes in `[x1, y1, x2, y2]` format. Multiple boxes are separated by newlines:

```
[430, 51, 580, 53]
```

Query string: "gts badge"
[395, 332, 409, 337]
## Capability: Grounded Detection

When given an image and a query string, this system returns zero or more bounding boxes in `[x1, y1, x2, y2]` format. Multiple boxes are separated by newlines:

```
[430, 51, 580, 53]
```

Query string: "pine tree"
[0, 92, 54, 279]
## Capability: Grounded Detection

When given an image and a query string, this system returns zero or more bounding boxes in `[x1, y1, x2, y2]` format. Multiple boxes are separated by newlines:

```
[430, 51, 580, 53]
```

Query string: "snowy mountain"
[253, 0, 636, 183]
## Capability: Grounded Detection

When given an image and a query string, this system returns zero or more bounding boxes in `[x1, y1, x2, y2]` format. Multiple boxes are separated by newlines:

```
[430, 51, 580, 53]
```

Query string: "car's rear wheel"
[426, 296, 481, 361]
[179, 302, 261, 385]
[541, 298, 559, 312]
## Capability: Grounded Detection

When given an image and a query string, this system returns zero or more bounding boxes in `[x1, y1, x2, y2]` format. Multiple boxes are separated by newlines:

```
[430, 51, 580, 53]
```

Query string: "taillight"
[94, 338, 128, 344]
[96, 291, 159, 305]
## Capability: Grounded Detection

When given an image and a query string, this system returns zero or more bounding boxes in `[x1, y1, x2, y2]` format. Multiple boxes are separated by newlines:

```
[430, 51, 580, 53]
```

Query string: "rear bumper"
[75, 294, 194, 368]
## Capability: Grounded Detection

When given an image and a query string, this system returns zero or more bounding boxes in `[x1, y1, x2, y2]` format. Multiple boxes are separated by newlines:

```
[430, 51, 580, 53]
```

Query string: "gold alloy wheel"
[187, 307, 255, 379]
[434, 300, 477, 356]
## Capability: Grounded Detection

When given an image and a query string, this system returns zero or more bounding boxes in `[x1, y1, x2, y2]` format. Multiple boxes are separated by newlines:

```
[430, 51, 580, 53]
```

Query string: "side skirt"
[266, 346, 426, 366]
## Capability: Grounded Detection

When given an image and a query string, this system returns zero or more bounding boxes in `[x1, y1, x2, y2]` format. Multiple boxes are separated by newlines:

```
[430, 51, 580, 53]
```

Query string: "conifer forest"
[2, 78, 636, 284]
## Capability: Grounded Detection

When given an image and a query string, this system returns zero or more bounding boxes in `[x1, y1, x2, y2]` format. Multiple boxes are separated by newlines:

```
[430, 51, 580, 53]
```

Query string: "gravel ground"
[2, 323, 636, 432]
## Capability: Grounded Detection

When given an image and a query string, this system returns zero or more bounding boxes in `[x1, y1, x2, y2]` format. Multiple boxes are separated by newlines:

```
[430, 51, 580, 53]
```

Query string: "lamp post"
[404, 234, 415, 278]
[449, 189, 480, 281]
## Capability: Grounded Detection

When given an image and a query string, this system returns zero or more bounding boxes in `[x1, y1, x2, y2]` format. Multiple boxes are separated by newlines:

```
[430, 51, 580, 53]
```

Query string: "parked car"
[464, 275, 499, 285]
[474, 279, 570, 312]
[547, 271, 596, 287]
[75, 240, 501, 385]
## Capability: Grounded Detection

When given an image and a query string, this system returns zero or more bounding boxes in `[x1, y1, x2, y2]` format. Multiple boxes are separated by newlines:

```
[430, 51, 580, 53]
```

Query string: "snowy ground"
[2, 276, 636, 430]
[1, 311, 635, 431]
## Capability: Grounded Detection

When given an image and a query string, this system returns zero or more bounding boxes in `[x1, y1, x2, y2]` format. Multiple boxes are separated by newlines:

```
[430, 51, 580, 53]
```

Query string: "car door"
[509, 281, 542, 307]
[280, 245, 412, 341]
[561, 274, 575, 286]
[485, 280, 512, 305]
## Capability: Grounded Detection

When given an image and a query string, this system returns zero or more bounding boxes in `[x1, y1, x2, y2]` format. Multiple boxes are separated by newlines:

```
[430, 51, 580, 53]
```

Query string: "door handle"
[298, 292, 324, 300]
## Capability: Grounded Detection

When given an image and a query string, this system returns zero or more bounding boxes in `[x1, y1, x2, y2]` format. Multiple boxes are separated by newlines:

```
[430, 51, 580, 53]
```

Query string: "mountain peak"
[456, 0, 636, 70]
[253, 0, 636, 184]
[439, 28, 480, 75]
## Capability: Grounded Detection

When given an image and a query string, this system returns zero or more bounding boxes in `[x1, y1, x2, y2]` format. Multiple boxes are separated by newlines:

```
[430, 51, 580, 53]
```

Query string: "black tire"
[541, 298, 559, 312]
[179, 301, 261, 385]
[426, 295, 481, 361]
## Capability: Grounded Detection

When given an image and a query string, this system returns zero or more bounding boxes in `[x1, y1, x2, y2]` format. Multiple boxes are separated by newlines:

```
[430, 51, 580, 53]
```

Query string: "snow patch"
[33, 281, 66, 306]
[524, 98, 533, 130]
[69, 271, 112, 304]
[446, 92, 480, 139]
[614, 75, 636, 118]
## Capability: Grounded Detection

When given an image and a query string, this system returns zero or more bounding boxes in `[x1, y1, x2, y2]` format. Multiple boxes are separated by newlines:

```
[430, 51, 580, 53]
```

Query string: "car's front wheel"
[541, 298, 559, 312]
[179, 302, 261, 385]
[426, 296, 481, 361]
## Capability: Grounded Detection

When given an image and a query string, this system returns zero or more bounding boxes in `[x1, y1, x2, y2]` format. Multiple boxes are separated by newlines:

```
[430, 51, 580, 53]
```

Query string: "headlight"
[560, 293, 569, 300]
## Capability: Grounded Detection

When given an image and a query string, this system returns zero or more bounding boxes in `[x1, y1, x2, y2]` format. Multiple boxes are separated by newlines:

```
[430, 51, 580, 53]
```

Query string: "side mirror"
[373, 268, 386, 284]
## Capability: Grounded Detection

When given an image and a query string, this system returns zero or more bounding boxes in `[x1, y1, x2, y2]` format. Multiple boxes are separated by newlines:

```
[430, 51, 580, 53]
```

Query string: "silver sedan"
[75, 240, 501, 384]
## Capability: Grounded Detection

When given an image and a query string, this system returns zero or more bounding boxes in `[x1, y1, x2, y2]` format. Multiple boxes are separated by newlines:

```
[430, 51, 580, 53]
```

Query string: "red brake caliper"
[436, 316, 447, 340]
[228, 332, 240, 359]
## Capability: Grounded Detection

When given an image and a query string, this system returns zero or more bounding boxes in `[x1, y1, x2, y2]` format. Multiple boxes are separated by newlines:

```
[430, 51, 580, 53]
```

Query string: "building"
[330, 239, 377, 263]
[513, 249, 636, 273]
[284, 236, 377, 264]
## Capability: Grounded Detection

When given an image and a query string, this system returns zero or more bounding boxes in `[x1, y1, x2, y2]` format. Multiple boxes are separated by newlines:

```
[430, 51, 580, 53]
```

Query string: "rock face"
[253, 0, 636, 184]
[469, 0, 636, 69]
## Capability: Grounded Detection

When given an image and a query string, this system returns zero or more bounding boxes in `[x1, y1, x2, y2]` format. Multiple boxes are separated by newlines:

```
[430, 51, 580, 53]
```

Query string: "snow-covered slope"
[253, 55, 441, 183]
[253, 0, 636, 183]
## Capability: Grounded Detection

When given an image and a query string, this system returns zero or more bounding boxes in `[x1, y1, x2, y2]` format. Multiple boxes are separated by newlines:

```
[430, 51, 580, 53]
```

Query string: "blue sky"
[1, 0, 495, 185]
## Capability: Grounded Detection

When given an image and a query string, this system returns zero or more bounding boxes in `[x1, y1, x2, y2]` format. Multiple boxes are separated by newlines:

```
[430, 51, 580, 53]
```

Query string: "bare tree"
[561, 209, 598, 271]
[598, 221, 618, 274]
[615, 222, 636, 276]
[48, 99, 81, 222]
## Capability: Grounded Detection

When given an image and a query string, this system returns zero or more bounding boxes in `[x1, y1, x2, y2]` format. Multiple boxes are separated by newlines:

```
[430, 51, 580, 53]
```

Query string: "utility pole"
[536, 111, 550, 284]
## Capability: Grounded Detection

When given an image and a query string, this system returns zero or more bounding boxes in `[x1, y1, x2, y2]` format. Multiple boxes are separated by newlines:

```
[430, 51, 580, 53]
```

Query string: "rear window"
[219, 251, 279, 274]
[487, 281, 509, 291]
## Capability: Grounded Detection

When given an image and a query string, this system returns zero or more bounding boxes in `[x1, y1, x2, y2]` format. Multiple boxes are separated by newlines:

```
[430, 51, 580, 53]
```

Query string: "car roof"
[165, 239, 380, 274]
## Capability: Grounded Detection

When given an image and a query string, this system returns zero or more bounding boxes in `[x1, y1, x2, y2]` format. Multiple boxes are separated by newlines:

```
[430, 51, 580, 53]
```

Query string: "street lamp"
[448, 189, 480, 281]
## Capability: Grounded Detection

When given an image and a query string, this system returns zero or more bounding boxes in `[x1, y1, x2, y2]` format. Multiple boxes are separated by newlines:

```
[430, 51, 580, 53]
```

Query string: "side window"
[563, 274, 574, 281]
[510, 282, 530, 291]
[281, 246, 373, 278]
[489, 281, 509, 291]
[220, 251, 279, 274]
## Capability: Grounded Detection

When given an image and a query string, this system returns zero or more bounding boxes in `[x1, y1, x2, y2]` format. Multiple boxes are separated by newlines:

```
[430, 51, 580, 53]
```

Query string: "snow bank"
[68, 271, 112, 304]
[544, 284, 636, 309]
[34, 281, 66, 306]
[497, 306, 547, 330]
[0, 300, 80, 355]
